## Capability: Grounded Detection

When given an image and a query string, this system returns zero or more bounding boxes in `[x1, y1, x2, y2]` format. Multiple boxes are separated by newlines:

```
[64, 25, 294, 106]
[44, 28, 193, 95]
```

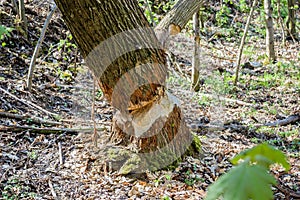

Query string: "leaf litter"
[0, 1, 299, 199]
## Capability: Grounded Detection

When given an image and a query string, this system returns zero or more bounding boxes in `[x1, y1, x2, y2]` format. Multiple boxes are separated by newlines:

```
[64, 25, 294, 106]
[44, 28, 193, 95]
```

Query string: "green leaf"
[231, 143, 290, 171]
[0, 25, 13, 40]
[205, 162, 276, 200]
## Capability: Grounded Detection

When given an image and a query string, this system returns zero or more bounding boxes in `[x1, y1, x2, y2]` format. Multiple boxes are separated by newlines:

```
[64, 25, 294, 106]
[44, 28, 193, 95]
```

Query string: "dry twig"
[0, 111, 62, 126]
[0, 87, 59, 117]
[0, 124, 105, 134]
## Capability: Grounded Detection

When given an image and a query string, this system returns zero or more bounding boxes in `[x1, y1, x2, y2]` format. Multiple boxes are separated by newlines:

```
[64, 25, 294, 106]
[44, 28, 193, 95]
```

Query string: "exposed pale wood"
[155, 0, 206, 46]
[53, 0, 200, 163]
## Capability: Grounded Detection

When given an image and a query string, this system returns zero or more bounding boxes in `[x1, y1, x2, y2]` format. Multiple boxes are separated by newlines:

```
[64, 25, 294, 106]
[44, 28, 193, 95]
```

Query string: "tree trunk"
[19, 0, 28, 38]
[264, 0, 276, 61]
[287, 0, 297, 40]
[191, 11, 201, 92]
[53, 0, 201, 173]
[155, 0, 206, 46]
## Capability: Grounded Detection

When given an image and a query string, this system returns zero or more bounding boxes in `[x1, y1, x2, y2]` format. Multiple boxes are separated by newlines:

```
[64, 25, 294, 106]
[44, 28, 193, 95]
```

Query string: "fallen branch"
[265, 114, 300, 127]
[48, 180, 58, 200]
[58, 142, 64, 165]
[0, 87, 59, 117]
[0, 111, 62, 126]
[0, 124, 105, 134]
[193, 114, 300, 132]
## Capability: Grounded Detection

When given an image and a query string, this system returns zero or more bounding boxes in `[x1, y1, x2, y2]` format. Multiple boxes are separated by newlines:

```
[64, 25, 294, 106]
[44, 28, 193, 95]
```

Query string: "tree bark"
[19, 0, 28, 38]
[191, 11, 201, 92]
[234, 0, 257, 85]
[53, 0, 200, 172]
[264, 0, 276, 61]
[287, 0, 297, 40]
[155, 0, 206, 46]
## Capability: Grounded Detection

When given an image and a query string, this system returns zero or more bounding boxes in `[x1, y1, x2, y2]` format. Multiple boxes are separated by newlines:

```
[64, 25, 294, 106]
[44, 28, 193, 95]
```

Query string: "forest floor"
[0, 1, 299, 199]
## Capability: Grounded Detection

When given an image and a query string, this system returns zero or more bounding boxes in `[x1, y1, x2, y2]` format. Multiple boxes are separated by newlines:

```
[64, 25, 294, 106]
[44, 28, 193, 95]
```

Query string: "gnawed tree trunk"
[155, 0, 206, 46]
[264, 0, 276, 61]
[53, 0, 201, 173]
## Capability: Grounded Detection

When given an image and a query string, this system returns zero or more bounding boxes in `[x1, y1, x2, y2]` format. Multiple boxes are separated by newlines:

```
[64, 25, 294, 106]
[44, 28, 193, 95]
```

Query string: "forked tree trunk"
[53, 0, 201, 172]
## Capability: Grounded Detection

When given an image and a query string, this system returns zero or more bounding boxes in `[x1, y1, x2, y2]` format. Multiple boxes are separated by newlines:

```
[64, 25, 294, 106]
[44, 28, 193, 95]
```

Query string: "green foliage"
[162, 196, 172, 200]
[206, 162, 276, 200]
[238, 0, 250, 12]
[205, 143, 290, 200]
[2, 178, 36, 200]
[231, 143, 290, 170]
[184, 170, 201, 186]
[216, 5, 231, 26]
[138, 0, 176, 25]
[0, 25, 13, 40]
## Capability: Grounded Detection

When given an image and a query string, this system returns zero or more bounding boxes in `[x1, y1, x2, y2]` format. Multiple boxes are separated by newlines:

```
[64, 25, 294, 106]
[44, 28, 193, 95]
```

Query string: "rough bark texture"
[191, 11, 201, 92]
[155, 0, 206, 46]
[53, 0, 201, 172]
[264, 0, 276, 61]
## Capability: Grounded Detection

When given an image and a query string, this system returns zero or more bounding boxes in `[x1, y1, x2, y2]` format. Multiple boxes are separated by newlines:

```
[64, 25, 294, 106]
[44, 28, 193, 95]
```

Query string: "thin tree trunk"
[11, 0, 18, 14]
[53, 0, 200, 173]
[234, 0, 257, 86]
[277, 0, 286, 47]
[18, 0, 28, 38]
[264, 0, 276, 61]
[191, 11, 201, 92]
[287, 0, 297, 40]
[27, 4, 57, 91]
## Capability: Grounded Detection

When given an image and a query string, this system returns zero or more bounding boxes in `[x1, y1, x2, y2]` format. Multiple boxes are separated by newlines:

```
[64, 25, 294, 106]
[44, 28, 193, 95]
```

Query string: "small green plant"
[184, 170, 201, 186]
[28, 150, 38, 160]
[0, 25, 13, 40]
[205, 143, 290, 200]
[2, 178, 36, 200]
[165, 174, 172, 181]
[216, 4, 231, 26]
[162, 196, 171, 200]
